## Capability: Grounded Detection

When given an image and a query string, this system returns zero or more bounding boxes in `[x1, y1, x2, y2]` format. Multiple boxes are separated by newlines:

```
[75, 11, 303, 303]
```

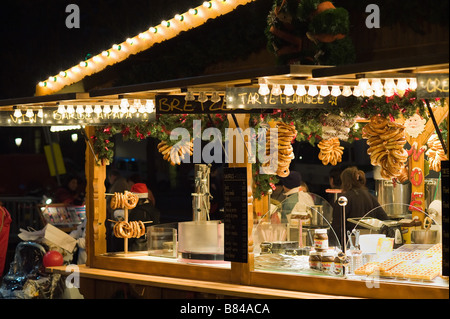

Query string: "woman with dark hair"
[330, 167, 388, 247]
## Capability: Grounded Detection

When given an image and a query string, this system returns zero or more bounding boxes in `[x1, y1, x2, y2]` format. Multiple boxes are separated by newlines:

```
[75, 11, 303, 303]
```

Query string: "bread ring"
[124, 191, 139, 209]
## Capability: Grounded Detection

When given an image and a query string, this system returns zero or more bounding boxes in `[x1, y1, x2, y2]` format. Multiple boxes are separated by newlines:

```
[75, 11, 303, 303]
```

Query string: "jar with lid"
[314, 229, 328, 252]
[321, 251, 334, 273]
[334, 255, 343, 275]
[309, 251, 322, 271]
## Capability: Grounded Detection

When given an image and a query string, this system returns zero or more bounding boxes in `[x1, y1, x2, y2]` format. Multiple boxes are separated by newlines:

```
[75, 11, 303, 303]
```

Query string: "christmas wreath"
[266, 0, 355, 65]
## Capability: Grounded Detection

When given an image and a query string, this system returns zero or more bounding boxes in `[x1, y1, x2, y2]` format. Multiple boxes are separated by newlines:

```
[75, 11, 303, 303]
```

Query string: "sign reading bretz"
[226, 87, 351, 109]
[416, 73, 449, 98]
[156, 95, 227, 114]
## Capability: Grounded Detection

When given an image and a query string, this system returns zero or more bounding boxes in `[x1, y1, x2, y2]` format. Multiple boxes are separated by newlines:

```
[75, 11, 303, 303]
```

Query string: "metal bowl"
[411, 230, 438, 244]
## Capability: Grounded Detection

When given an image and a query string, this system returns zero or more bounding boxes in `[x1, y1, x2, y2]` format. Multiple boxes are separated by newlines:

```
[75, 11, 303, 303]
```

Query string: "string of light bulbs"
[36, 0, 254, 96]
[258, 77, 418, 98]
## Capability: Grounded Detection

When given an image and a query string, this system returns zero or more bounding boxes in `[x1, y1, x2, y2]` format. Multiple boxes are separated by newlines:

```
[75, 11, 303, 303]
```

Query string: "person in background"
[54, 175, 84, 205]
[330, 166, 388, 247]
[128, 183, 161, 251]
[275, 171, 314, 224]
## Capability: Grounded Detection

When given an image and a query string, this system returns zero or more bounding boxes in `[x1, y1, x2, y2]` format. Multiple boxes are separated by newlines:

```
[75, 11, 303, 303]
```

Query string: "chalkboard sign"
[155, 95, 227, 114]
[226, 87, 352, 110]
[223, 167, 248, 263]
[441, 160, 449, 276]
[417, 73, 449, 98]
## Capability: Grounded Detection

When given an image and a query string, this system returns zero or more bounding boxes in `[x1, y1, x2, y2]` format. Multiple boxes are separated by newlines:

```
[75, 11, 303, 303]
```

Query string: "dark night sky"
[0, 0, 448, 100]
[0, 0, 205, 99]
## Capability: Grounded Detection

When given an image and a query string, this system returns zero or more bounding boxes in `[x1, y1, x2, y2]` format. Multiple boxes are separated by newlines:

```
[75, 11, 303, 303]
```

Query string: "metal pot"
[411, 229, 438, 244]
[375, 179, 410, 218]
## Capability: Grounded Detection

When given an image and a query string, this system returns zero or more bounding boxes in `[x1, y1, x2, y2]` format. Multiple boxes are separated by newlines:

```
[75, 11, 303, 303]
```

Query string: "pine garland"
[91, 92, 445, 198]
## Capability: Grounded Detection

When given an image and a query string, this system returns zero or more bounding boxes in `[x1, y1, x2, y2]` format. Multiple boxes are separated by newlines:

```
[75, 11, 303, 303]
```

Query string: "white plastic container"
[358, 234, 386, 254]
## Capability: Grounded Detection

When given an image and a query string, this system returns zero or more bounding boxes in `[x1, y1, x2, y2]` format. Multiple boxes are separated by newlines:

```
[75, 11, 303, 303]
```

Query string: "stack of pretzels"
[426, 133, 446, 172]
[157, 140, 193, 166]
[318, 137, 344, 166]
[113, 220, 146, 239]
[362, 115, 408, 180]
[110, 191, 139, 210]
[266, 121, 297, 177]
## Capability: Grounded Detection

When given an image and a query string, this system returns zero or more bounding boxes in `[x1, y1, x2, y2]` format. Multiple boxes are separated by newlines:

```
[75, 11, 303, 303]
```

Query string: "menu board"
[441, 160, 449, 276]
[223, 167, 248, 263]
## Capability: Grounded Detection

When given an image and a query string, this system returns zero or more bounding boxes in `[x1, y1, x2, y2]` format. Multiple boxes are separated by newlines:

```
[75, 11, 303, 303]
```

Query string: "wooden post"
[227, 113, 254, 285]
[84, 126, 107, 266]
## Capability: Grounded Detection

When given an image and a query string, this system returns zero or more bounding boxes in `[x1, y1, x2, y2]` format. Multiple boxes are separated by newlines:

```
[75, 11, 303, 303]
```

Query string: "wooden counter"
[47, 264, 360, 299]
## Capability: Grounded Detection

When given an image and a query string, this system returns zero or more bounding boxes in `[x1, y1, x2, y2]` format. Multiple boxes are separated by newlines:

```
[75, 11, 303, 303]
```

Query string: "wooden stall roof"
[0, 53, 448, 111]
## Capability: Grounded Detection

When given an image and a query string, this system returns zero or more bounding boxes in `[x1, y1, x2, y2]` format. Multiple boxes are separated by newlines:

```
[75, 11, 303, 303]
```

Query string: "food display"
[362, 115, 409, 180]
[426, 133, 446, 172]
[110, 191, 139, 210]
[264, 121, 297, 177]
[317, 137, 344, 166]
[157, 140, 194, 166]
[354, 243, 443, 281]
[113, 220, 146, 239]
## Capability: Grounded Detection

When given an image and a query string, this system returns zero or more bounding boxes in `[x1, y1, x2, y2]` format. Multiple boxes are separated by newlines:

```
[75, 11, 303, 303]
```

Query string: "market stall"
[3, 57, 443, 298]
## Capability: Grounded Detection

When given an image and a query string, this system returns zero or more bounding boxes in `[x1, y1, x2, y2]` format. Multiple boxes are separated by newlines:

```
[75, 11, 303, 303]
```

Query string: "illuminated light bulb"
[38, 81, 46, 87]
[102, 50, 110, 57]
[14, 109, 22, 118]
[319, 85, 330, 97]
[384, 78, 396, 90]
[258, 84, 270, 96]
[283, 84, 295, 96]
[71, 133, 78, 143]
[129, 104, 137, 113]
[211, 92, 221, 103]
[352, 86, 362, 97]
[186, 91, 195, 101]
[120, 99, 129, 112]
[37, 109, 44, 118]
[198, 92, 209, 103]
[76, 105, 84, 114]
[409, 78, 417, 90]
[384, 88, 395, 97]
[59, 71, 67, 77]
[112, 44, 122, 51]
[189, 8, 198, 15]
[93, 55, 102, 63]
[145, 100, 155, 113]
[175, 14, 184, 21]
[374, 88, 384, 97]
[112, 105, 120, 114]
[358, 78, 370, 91]
[84, 105, 93, 114]
[371, 78, 383, 91]
[308, 85, 318, 96]
[203, 1, 212, 8]
[15, 138, 22, 147]
[161, 20, 170, 27]
[271, 84, 282, 96]
[149, 27, 157, 33]
[126, 38, 135, 45]
[57, 105, 66, 114]
[66, 105, 75, 114]
[49, 76, 57, 82]
[341, 86, 352, 97]
[331, 85, 341, 97]
[364, 88, 374, 97]
[79, 61, 88, 67]
[94, 105, 102, 114]
[397, 78, 409, 91]
[103, 105, 112, 114]
[295, 85, 307, 96]
[72, 66, 81, 74]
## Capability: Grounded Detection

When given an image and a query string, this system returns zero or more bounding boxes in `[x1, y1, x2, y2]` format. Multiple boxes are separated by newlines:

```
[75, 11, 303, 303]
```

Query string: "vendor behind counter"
[330, 167, 388, 246]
